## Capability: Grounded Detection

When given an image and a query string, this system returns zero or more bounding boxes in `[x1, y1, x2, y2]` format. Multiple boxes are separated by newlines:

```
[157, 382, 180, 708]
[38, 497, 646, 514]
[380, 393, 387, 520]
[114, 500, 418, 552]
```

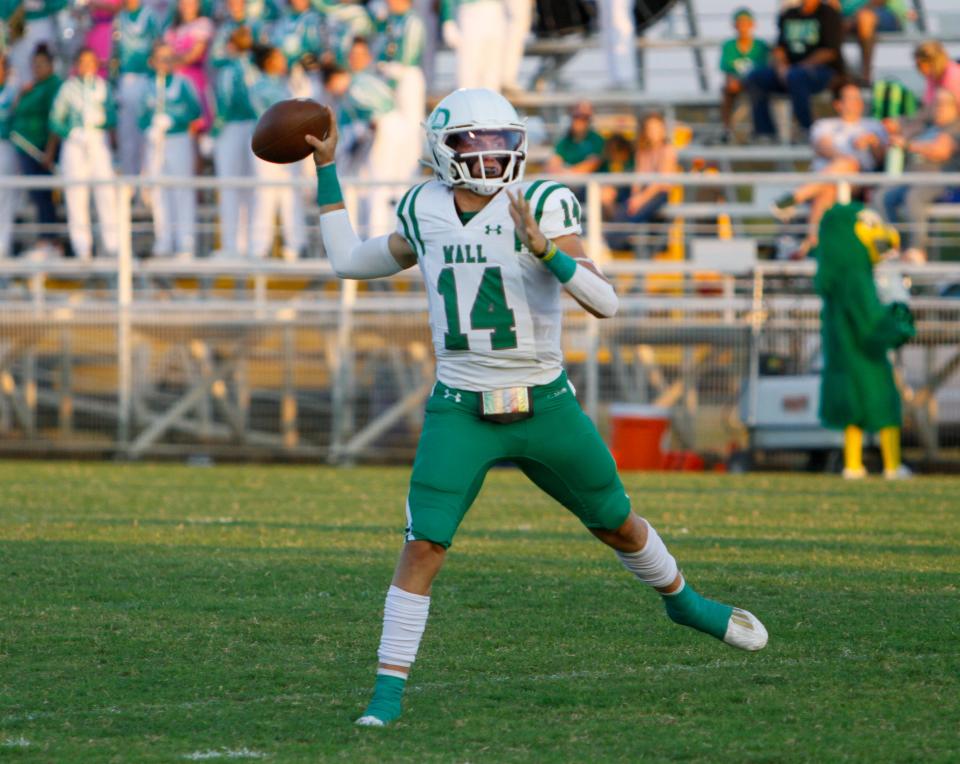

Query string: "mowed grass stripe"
[1, 462, 958, 762]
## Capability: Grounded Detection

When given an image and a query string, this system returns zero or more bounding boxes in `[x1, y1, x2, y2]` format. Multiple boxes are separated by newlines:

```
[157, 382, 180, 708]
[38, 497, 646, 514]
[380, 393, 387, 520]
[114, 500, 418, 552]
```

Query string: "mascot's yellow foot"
[884, 465, 913, 480]
[842, 467, 867, 480]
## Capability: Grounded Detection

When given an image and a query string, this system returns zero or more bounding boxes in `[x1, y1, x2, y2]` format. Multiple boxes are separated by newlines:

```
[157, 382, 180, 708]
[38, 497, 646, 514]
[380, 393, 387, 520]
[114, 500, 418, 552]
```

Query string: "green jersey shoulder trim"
[533, 182, 566, 224]
[395, 185, 416, 252]
[400, 182, 429, 257]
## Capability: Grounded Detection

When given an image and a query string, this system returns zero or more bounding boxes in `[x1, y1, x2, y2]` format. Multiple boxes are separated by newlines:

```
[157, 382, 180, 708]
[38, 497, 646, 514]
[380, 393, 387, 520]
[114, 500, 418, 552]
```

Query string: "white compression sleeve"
[320, 209, 403, 279]
[376, 585, 431, 670]
[565, 261, 619, 318]
[615, 519, 680, 589]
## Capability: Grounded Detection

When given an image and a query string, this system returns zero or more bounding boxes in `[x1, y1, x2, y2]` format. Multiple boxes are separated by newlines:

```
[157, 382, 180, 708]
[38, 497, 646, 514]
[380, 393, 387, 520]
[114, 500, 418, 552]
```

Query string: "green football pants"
[405, 371, 632, 548]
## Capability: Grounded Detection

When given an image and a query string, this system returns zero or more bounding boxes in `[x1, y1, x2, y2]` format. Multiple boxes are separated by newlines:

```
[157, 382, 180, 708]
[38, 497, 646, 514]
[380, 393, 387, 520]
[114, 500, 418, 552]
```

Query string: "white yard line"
[2, 736, 31, 747]
[182, 749, 267, 760]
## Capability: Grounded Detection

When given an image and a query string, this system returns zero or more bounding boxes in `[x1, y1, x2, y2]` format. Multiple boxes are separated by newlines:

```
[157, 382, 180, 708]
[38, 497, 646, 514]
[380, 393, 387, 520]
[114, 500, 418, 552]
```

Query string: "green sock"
[361, 674, 406, 724]
[662, 581, 733, 641]
[774, 193, 797, 209]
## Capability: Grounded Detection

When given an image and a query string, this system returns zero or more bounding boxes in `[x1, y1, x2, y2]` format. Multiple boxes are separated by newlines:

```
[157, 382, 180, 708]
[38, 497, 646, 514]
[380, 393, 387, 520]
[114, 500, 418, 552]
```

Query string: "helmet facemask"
[431, 127, 527, 196]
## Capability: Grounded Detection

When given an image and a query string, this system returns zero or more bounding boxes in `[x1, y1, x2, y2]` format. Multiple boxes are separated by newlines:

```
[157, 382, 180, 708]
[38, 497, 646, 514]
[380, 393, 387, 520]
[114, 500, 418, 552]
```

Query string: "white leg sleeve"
[319, 209, 402, 279]
[616, 519, 679, 589]
[565, 262, 619, 318]
[376, 584, 431, 669]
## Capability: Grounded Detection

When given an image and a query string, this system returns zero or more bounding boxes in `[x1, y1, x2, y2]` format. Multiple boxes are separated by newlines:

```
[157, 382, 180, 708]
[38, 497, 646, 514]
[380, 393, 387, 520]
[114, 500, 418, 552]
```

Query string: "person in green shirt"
[11, 44, 62, 256]
[545, 101, 605, 181]
[841, 0, 909, 84]
[719, 7, 769, 140]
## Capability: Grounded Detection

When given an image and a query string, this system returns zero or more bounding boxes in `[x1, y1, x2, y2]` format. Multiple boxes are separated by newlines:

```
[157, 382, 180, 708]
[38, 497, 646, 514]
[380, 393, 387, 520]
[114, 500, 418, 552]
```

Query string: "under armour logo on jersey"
[444, 389, 462, 403]
[484, 225, 503, 235]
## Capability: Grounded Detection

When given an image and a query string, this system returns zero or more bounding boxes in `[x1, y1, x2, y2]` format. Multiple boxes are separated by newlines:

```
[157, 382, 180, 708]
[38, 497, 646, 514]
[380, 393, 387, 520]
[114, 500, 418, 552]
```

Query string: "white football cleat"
[884, 464, 914, 480]
[723, 608, 768, 651]
[842, 467, 867, 480]
[355, 715, 386, 727]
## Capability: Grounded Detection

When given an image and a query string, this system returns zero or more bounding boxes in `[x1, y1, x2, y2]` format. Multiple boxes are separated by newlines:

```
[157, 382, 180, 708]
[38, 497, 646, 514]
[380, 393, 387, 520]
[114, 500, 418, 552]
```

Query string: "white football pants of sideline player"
[365, 110, 419, 238]
[456, 0, 504, 91]
[251, 156, 304, 260]
[117, 73, 150, 176]
[501, 0, 532, 91]
[61, 128, 119, 260]
[599, 0, 638, 89]
[144, 132, 197, 257]
[0, 140, 18, 258]
[213, 120, 255, 257]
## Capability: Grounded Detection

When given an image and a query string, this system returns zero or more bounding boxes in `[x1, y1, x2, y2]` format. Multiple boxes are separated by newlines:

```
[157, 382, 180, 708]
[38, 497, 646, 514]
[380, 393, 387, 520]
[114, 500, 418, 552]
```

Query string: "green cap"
[733, 7, 754, 22]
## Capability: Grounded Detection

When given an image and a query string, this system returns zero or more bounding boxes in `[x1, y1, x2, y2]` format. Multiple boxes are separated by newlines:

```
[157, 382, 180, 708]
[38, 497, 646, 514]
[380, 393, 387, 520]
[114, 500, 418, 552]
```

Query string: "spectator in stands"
[210, 0, 266, 67]
[746, 0, 845, 141]
[608, 112, 678, 252]
[0, 54, 16, 259]
[881, 87, 960, 258]
[546, 101, 604, 180]
[140, 41, 203, 259]
[249, 45, 305, 261]
[839, 1, 909, 84]
[913, 40, 960, 111]
[720, 8, 769, 141]
[319, 0, 376, 67]
[49, 48, 119, 261]
[598, 132, 634, 222]
[212, 26, 257, 259]
[375, 0, 427, 129]
[243, 0, 280, 22]
[115, 0, 164, 176]
[85, 1, 123, 78]
[8, 1, 60, 83]
[164, 0, 215, 132]
[324, 53, 407, 236]
[599, 0, 637, 89]
[500, 0, 531, 94]
[267, 0, 322, 98]
[441, 0, 506, 92]
[11, 44, 61, 258]
[771, 79, 886, 256]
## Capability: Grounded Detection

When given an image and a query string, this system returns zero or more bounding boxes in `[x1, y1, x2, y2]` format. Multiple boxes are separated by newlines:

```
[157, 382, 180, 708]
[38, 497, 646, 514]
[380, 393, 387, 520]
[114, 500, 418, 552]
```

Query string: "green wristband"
[542, 248, 577, 284]
[316, 163, 343, 206]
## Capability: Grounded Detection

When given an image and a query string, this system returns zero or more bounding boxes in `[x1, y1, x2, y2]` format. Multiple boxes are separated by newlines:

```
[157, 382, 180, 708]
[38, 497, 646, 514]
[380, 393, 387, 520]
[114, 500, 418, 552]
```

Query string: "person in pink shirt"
[85, 0, 124, 78]
[914, 40, 960, 111]
[163, 0, 215, 132]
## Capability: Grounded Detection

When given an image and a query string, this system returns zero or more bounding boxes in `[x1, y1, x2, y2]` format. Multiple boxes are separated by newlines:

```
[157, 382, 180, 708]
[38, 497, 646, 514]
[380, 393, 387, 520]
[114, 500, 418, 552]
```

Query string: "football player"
[306, 88, 769, 727]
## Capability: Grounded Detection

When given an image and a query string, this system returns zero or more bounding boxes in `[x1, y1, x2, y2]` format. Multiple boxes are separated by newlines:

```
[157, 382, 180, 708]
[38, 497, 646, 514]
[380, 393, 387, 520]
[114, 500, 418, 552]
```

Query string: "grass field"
[1, 462, 958, 763]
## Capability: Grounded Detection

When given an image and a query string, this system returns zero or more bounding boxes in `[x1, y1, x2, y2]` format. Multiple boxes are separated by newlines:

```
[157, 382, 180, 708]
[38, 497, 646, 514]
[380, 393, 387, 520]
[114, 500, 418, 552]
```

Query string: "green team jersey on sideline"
[377, 11, 426, 67]
[138, 73, 203, 134]
[246, 0, 279, 21]
[268, 9, 324, 65]
[840, 0, 908, 21]
[339, 71, 394, 126]
[213, 57, 257, 128]
[0, 83, 14, 140]
[210, 17, 265, 68]
[247, 71, 291, 117]
[49, 75, 117, 138]
[395, 178, 583, 390]
[116, 6, 164, 75]
[554, 129, 604, 167]
[719, 38, 769, 78]
[23, 0, 66, 20]
[10, 74, 61, 152]
[439, 0, 487, 23]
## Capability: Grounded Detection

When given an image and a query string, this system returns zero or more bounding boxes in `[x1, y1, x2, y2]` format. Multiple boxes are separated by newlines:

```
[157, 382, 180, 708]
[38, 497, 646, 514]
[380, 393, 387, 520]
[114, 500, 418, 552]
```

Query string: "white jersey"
[396, 178, 583, 391]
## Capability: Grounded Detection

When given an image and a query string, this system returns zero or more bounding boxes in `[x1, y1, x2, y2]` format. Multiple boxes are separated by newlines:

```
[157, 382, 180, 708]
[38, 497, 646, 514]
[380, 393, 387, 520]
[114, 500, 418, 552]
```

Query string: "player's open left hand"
[507, 190, 547, 256]
[305, 105, 338, 167]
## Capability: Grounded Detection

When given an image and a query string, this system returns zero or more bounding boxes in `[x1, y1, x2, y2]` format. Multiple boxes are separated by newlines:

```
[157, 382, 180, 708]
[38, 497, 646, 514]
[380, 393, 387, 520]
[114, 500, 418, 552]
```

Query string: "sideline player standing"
[305, 88, 768, 727]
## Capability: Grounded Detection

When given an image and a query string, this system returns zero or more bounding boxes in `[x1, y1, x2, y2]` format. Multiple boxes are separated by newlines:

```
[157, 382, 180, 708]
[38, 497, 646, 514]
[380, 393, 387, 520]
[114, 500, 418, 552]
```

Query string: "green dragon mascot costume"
[815, 202, 916, 479]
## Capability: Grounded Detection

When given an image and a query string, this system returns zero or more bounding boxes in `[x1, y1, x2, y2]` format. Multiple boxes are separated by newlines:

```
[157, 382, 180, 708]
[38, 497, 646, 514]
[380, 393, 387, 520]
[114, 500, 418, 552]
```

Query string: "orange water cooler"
[608, 405, 671, 470]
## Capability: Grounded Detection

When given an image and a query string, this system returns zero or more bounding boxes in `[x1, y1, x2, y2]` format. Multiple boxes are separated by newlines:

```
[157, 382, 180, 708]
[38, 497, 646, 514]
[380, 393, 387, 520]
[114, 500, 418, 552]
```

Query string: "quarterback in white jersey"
[306, 88, 768, 728]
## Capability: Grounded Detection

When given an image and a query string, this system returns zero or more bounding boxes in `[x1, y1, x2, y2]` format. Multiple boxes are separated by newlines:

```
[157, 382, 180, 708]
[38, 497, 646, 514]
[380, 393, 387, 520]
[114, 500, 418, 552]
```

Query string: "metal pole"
[116, 181, 134, 451]
[584, 179, 603, 423]
[747, 267, 764, 428]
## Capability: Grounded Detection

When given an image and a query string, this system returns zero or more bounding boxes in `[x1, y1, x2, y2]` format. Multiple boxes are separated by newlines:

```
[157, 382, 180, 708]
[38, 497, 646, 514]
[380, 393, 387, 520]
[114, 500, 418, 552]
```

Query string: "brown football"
[251, 98, 331, 164]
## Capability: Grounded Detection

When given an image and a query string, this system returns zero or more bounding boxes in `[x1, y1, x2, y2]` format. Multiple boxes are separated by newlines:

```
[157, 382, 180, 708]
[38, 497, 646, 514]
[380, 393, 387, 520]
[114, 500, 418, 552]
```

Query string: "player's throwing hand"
[305, 106, 338, 167]
[507, 190, 547, 256]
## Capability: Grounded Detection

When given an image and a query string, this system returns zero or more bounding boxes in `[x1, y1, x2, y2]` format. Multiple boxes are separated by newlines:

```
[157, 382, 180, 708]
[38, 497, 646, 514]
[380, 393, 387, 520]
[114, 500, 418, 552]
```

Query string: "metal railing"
[0, 172, 959, 465]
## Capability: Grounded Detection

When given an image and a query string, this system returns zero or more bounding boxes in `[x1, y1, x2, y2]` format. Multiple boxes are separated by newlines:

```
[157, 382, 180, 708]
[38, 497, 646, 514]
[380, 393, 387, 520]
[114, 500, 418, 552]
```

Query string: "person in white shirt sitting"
[771, 79, 887, 256]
